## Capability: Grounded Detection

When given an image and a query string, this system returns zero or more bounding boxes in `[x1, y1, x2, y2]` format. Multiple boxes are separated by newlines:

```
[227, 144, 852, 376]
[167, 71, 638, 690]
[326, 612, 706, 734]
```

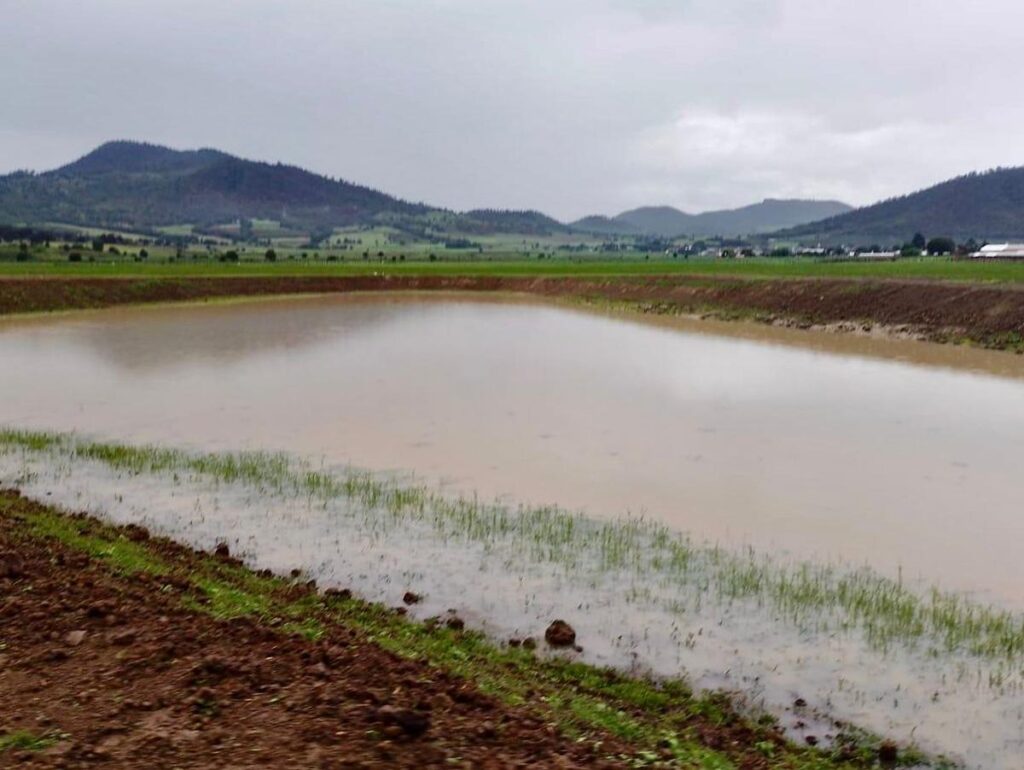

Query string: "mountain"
[776, 168, 1024, 244]
[613, 206, 694, 237]
[568, 215, 641, 236]
[0, 140, 429, 233]
[571, 199, 852, 238]
[53, 142, 230, 177]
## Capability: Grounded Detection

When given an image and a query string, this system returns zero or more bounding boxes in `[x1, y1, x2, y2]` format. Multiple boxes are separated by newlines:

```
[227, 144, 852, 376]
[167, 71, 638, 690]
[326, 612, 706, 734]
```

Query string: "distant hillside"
[612, 206, 693, 237]
[571, 199, 852, 238]
[53, 142, 230, 177]
[0, 141, 426, 232]
[568, 215, 641, 236]
[778, 167, 1024, 243]
[458, 209, 567, 236]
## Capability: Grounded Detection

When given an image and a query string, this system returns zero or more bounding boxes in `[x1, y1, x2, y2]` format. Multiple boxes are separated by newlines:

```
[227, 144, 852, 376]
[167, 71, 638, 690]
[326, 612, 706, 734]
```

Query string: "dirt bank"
[0, 494, 631, 768]
[2, 273, 1024, 351]
[0, 489, 917, 769]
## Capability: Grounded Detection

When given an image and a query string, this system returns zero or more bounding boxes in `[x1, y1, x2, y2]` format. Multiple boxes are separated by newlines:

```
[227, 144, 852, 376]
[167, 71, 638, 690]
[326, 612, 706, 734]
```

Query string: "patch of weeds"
[0, 729, 63, 753]
[24, 510, 168, 576]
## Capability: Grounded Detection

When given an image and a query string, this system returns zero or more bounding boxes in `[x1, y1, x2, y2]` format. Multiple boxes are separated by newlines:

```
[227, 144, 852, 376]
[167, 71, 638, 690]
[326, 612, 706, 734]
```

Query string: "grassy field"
[3, 254, 1024, 283]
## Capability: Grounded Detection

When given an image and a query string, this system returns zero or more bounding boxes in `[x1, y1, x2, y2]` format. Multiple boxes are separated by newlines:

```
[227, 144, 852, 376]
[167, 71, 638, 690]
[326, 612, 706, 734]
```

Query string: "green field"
[3, 253, 1024, 283]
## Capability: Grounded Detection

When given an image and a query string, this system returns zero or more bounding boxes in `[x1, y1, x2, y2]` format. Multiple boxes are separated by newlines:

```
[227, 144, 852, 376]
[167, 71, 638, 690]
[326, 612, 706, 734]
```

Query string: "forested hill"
[0, 141, 428, 232]
[777, 167, 1024, 243]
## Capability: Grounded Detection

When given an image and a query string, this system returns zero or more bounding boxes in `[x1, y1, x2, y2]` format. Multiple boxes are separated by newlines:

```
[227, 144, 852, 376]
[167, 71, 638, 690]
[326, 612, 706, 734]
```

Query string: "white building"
[970, 243, 1024, 259]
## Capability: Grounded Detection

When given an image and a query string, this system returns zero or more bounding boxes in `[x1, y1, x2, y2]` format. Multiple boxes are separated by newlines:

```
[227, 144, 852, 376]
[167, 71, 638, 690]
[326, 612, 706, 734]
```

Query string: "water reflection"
[2, 294, 1024, 606]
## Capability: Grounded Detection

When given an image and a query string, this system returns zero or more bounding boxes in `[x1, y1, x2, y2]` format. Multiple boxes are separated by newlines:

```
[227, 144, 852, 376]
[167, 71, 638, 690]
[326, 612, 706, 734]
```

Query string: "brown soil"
[0, 490, 627, 769]
[2, 274, 1024, 349]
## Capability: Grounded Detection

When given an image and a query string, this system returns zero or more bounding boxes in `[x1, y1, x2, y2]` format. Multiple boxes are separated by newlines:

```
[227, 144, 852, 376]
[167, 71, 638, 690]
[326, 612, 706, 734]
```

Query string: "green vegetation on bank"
[0, 730, 63, 754]
[3, 253, 1024, 283]
[0, 486, 942, 769]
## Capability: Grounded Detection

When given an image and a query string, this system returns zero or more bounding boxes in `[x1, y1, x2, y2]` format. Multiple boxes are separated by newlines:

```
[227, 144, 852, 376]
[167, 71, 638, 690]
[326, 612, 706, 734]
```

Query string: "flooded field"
[3, 294, 1024, 767]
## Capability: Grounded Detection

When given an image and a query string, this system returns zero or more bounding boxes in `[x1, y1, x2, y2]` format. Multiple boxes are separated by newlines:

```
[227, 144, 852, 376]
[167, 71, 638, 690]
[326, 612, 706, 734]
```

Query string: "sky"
[2, 0, 1023, 220]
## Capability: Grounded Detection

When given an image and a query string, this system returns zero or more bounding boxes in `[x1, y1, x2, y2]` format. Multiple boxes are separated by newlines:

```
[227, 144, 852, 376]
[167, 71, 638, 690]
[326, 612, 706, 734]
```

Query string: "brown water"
[3, 293, 1024, 606]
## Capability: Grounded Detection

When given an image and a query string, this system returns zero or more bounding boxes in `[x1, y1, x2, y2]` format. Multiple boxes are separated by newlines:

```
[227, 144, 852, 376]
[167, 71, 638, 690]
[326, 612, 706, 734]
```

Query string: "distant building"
[970, 243, 1024, 259]
[855, 251, 899, 259]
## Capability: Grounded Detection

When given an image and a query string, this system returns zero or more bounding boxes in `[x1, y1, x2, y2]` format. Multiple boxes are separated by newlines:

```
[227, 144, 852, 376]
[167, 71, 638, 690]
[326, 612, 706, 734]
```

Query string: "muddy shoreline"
[0, 488, 913, 769]
[2, 273, 1023, 351]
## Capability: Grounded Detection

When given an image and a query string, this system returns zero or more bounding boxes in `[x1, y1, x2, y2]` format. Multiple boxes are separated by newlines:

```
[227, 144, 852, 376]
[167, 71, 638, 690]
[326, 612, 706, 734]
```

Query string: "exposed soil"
[2, 273, 1024, 350]
[0, 489, 630, 769]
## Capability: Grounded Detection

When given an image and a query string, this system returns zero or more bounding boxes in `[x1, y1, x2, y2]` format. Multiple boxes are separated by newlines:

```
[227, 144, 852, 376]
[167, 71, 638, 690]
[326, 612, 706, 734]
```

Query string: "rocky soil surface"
[0, 490, 624, 769]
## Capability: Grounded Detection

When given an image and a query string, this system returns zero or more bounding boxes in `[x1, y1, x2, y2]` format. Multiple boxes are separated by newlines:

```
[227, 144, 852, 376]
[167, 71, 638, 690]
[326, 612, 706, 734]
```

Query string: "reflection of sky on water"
[2, 295, 1024, 606]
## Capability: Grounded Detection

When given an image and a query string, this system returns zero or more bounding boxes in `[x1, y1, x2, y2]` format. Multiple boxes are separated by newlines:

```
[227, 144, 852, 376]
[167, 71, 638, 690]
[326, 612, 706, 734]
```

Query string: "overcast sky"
[2, 0, 1022, 220]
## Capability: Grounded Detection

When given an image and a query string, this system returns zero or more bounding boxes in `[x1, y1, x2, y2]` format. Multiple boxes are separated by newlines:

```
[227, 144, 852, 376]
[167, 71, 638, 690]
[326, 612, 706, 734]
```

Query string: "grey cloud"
[1, 0, 1022, 219]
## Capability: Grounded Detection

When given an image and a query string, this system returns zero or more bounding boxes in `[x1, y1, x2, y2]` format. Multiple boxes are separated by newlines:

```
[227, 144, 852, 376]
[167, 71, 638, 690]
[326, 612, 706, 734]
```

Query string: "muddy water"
[3, 293, 1024, 606]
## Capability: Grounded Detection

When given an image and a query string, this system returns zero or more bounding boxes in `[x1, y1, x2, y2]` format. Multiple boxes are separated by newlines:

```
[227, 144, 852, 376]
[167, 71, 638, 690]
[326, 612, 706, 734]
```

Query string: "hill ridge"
[777, 166, 1024, 243]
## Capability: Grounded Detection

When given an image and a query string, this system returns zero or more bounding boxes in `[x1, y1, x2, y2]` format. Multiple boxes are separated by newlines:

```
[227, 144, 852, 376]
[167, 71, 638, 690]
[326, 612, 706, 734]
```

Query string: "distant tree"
[264, 249, 277, 262]
[220, 250, 240, 262]
[138, 248, 149, 259]
[926, 237, 956, 255]
[68, 252, 82, 262]
[91, 238, 104, 252]
[900, 244, 923, 257]
[911, 232, 927, 250]
[962, 238, 980, 255]
[770, 247, 792, 258]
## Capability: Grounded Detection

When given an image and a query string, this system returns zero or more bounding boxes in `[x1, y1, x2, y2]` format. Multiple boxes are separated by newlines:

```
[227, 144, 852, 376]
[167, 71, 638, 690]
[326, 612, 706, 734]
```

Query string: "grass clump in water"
[3, 427, 1024, 667]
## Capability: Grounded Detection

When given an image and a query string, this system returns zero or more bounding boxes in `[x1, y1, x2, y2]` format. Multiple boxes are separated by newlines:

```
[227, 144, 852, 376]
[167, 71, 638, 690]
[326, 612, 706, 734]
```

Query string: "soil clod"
[544, 620, 576, 647]
[376, 705, 431, 738]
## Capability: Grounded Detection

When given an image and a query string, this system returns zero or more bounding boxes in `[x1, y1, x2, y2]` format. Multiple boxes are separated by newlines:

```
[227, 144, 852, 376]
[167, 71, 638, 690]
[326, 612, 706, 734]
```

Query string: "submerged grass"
[3, 426, 1023, 667]
[1, 491, 942, 769]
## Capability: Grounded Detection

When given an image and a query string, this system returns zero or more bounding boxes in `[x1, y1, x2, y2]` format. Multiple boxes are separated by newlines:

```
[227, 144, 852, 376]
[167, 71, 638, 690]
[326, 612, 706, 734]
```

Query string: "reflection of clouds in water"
[64, 297, 428, 372]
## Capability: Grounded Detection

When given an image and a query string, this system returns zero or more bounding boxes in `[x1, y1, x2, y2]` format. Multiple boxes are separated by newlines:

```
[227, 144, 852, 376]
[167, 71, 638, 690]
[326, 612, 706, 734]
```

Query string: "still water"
[2, 293, 1024, 605]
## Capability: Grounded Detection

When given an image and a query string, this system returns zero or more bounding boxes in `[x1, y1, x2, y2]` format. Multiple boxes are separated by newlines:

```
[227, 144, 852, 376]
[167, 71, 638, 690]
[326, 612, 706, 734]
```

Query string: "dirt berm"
[2, 273, 1024, 350]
